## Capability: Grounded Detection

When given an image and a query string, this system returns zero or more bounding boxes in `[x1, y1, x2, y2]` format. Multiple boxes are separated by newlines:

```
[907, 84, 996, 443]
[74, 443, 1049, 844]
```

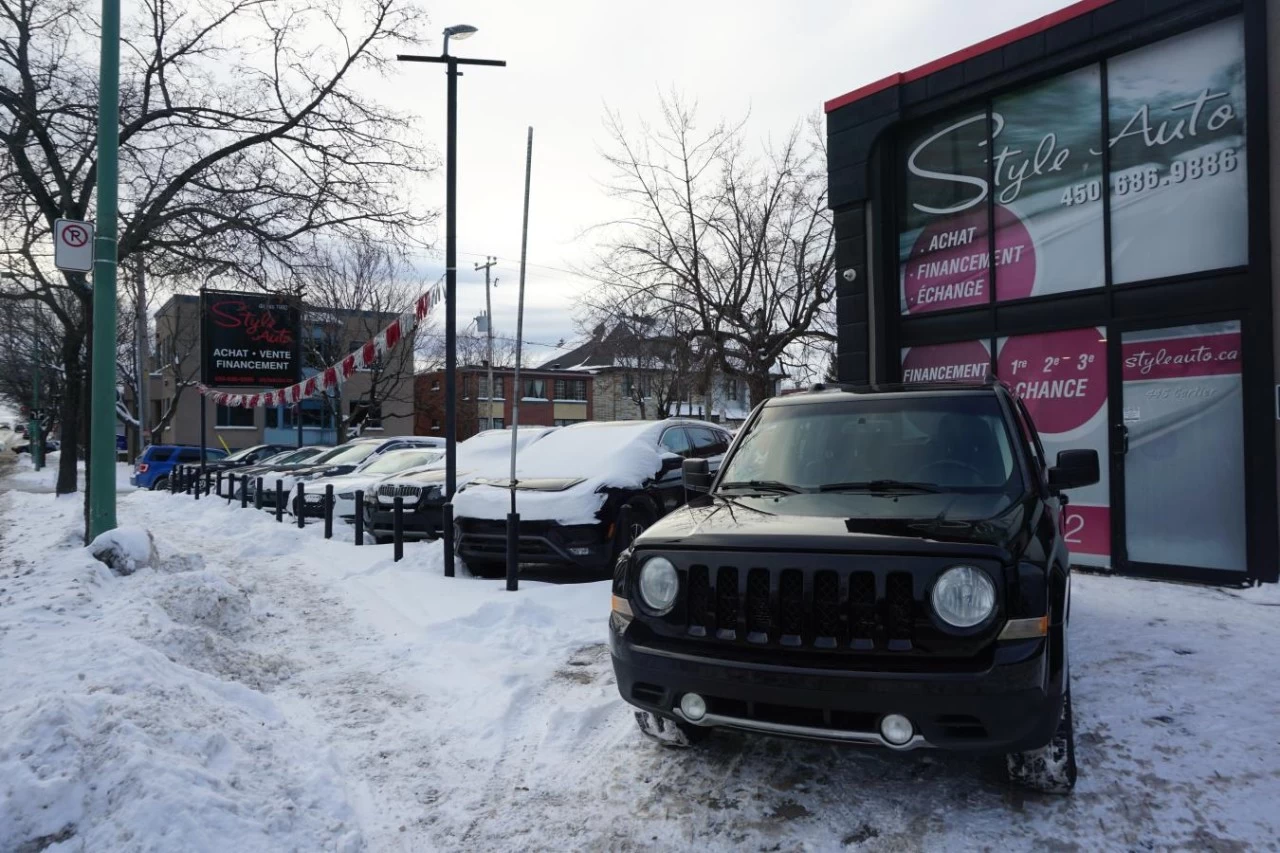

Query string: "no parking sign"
[53, 218, 94, 273]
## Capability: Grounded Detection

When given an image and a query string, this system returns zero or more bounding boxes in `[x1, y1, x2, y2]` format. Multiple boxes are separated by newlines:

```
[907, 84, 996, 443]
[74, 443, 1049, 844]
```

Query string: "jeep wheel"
[1006, 687, 1077, 794]
[151, 476, 169, 491]
[634, 710, 710, 748]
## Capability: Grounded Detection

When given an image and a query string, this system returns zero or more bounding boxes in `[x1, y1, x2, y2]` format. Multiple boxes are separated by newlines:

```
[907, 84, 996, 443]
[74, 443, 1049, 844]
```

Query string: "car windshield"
[719, 396, 1022, 497]
[360, 449, 442, 474]
[222, 445, 261, 462]
[318, 442, 381, 466]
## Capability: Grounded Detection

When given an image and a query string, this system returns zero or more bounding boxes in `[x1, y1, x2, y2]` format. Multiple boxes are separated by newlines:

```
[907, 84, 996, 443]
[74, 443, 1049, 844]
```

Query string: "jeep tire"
[1005, 687, 1077, 794]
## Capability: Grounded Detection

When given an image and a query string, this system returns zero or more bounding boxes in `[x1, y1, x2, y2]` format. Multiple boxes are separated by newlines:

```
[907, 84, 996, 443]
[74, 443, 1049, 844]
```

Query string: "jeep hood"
[637, 493, 1030, 561]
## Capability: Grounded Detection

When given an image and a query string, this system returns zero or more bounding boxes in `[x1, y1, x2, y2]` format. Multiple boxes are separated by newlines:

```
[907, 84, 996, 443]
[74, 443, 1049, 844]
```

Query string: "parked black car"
[453, 419, 733, 577]
[609, 381, 1099, 793]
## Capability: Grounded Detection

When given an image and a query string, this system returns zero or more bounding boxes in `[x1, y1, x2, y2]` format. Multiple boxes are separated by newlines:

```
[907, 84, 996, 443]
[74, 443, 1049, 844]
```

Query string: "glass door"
[1118, 321, 1247, 572]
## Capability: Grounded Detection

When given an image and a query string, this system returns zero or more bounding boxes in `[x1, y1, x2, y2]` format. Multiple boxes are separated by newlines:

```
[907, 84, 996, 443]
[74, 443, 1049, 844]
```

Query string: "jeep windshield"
[718, 395, 1023, 504]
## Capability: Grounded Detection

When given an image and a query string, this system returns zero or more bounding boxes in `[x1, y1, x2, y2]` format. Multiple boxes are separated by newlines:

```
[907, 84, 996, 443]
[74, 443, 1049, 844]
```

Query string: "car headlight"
[637, 556, 679, 615]
[930, 565, 997, 628]
[338, 491, 355, 500]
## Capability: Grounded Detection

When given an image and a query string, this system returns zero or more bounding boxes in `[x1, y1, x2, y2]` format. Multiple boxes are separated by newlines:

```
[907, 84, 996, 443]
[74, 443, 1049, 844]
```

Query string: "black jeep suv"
[609, 381, 1099, 793]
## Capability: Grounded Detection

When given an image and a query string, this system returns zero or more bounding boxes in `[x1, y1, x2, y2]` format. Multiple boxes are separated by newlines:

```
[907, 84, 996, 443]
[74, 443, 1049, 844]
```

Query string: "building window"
[349, 399, 383, 429]
[215, 404, 255, 428]
[725, 379, 738, 401]
[523, 378, 546, 399]
[554, 378, 586, 401]
[265, 407, 280, 429]
[431, 379, 440, 392]
[490, 418, 504, 430]
[283, 400, 333, 429]
[623, 375, 648, 398]
[431, 419, 441, 431]
[553, 418, 583, 427]
[478, 375, 505, 400]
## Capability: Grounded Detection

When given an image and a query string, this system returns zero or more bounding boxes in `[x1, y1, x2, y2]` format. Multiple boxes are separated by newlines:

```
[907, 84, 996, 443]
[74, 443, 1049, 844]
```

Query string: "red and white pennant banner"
[197, 284, 441, 408]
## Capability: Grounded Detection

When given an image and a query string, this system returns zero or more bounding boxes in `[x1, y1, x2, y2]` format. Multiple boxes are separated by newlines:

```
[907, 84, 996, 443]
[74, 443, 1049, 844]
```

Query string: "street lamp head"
[444, 24, 478, 39]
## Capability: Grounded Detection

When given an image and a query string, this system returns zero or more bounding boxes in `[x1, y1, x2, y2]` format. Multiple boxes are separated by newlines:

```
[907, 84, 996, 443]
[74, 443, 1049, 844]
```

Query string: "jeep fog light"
[638, 557, 679, 615]
[931, 565, 996, 628]
[879, 714, 914, 746]
[680, 693, 707, 722]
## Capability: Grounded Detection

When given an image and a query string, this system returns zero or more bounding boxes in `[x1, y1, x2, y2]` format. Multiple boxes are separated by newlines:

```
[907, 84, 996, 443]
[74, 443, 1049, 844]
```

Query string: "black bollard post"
[275, 480, 284, 523]
[194, 466, 201, 501]
[217, 471, 224, 501]
[442, 502, 455, 577]
[170, 468, 178, 494]
[255, 477, 264, 511]
[506, 511, 519, 591]
[240, 474, 249, 509]
[354, 490, 365, 546]
[183, 466, 191, 495]
[323, 485, 334, 539]
[393, 497, 404, 562]
[296, 483, 306, 529]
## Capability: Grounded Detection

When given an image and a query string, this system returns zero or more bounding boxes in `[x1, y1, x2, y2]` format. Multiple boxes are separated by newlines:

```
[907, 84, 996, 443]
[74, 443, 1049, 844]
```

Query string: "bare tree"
[417, 319, 521, 371]
[0, 0, 435, 504]
[591, 95, 835, 405]
[296, 238, 421, 442]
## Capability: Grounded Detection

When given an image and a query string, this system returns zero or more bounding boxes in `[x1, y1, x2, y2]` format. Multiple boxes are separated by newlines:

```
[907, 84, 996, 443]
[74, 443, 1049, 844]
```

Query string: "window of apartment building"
[477, 376, 505, 400]
[349, 399, 383, 430]
[553, 378, 587, 401]
[431, 418, 441, 431]
[431, 378, 440, 392]
[215, 404, 255, 428]
[725, 378, 738, 401]
[523, 378, 547, 399]
[553, 418, 584, 427]
[622, 374, 649, 398]
[480, 417, 505, 430]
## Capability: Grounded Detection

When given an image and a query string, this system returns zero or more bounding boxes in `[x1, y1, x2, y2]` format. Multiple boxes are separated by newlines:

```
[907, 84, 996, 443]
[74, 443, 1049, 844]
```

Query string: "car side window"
[689, 427, 729, 459]
[176, 448, 201, 462]
[660, 427, 692, 457]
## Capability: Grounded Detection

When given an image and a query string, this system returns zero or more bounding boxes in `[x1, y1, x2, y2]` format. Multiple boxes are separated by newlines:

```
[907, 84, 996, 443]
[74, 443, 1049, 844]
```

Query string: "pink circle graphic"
[903, 205, 1036, 313]
[998, 328, 1106, 435]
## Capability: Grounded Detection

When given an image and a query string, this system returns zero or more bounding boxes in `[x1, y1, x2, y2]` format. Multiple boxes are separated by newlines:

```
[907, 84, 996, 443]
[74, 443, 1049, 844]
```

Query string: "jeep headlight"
[930, 565, 996, 628]
[637, 556, 679, 615]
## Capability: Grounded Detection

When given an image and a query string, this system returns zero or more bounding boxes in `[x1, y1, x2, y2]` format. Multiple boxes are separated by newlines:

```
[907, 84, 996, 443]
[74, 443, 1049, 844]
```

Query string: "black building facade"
[826, 0, 1277, 584]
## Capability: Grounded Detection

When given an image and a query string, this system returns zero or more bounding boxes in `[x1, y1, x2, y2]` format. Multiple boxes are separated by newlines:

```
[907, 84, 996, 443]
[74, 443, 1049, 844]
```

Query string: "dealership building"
[825, 0, 1276, 584]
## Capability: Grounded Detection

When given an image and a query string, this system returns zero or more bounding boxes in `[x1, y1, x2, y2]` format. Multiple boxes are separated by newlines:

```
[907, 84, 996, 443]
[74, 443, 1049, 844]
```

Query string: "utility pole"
[506, 127, 534, 592]
[475, 257, 497, 430]
[135, 258, 148, 455]
[88, 0, 121, 539]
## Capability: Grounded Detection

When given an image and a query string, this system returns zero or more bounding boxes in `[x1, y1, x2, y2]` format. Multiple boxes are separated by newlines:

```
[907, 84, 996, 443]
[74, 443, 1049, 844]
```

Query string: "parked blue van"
[132, 445, 228, 490]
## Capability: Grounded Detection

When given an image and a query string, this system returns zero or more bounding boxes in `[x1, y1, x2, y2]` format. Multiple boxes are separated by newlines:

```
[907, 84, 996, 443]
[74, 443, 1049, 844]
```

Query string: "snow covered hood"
[453, 419, 713, 524]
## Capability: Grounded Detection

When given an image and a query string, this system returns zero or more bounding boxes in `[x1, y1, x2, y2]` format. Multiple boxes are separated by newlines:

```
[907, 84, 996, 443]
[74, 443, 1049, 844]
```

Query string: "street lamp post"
[398, 25, 505, 578]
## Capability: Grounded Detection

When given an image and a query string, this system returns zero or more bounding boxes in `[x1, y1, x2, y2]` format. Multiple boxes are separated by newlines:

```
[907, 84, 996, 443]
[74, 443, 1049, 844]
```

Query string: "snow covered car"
[363, 427, 558, 544]
[287, 446, 444, 522]
[609, 381, 1099, 794]
[203, 443, 293, 475]
[219, 446, 331, 498]
[264, 436, 445, 510]
[453, 419, 732, 577]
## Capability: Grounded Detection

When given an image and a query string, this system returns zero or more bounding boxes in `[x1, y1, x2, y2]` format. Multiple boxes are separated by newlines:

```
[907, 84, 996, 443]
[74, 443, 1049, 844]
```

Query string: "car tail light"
[137, 463, 149, 473]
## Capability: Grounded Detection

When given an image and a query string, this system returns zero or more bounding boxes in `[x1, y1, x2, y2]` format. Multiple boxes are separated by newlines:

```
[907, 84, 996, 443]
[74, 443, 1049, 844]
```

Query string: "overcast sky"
[385, 0, 1080, 365]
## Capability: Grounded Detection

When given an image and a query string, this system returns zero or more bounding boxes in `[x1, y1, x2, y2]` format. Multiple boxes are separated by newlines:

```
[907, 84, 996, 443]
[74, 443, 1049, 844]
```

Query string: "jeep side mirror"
[682, 457, 712, 493]
[1048, 449, 1099, 491]
[660, 451, 683, 472]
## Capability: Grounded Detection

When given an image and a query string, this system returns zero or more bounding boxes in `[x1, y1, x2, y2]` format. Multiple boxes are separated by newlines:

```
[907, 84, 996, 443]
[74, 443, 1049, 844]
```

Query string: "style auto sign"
[200, 289, 301, 388]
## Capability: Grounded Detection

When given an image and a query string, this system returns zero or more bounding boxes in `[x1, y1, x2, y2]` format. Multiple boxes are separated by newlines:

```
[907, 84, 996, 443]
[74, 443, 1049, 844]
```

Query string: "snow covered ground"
[2, 457, 1278, 851]
[4, 452, 136, 494]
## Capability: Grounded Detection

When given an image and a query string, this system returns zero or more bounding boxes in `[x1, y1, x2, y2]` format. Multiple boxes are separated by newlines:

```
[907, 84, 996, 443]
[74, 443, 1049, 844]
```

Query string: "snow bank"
[5, 452, 137, 494]
[88, 525, 157, 575]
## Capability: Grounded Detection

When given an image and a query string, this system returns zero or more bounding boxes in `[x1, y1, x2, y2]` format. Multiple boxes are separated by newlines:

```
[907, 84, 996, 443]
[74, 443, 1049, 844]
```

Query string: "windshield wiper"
[818, 479, 943, 494]
[717, 479, 803, 494]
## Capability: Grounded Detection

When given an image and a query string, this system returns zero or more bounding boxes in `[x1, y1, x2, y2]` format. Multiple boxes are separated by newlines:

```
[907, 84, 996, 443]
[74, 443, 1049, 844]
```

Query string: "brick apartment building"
[414, 366, 593, 440]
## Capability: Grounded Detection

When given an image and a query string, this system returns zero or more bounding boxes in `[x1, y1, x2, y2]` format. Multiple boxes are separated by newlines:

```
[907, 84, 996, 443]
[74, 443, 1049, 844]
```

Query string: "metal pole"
[199, 286, 207, 484]
[31, 302, 42, 471]
[135, 258, 148, 454]
[354, 490, 365, 546]
[296, 483, 305, 528]
[506, 127, 534, 593]
[88, 0, 121, 539]
[442, 55, 459, 580]
[393, 496, 404, 562]
[323, 484, 334, 539]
